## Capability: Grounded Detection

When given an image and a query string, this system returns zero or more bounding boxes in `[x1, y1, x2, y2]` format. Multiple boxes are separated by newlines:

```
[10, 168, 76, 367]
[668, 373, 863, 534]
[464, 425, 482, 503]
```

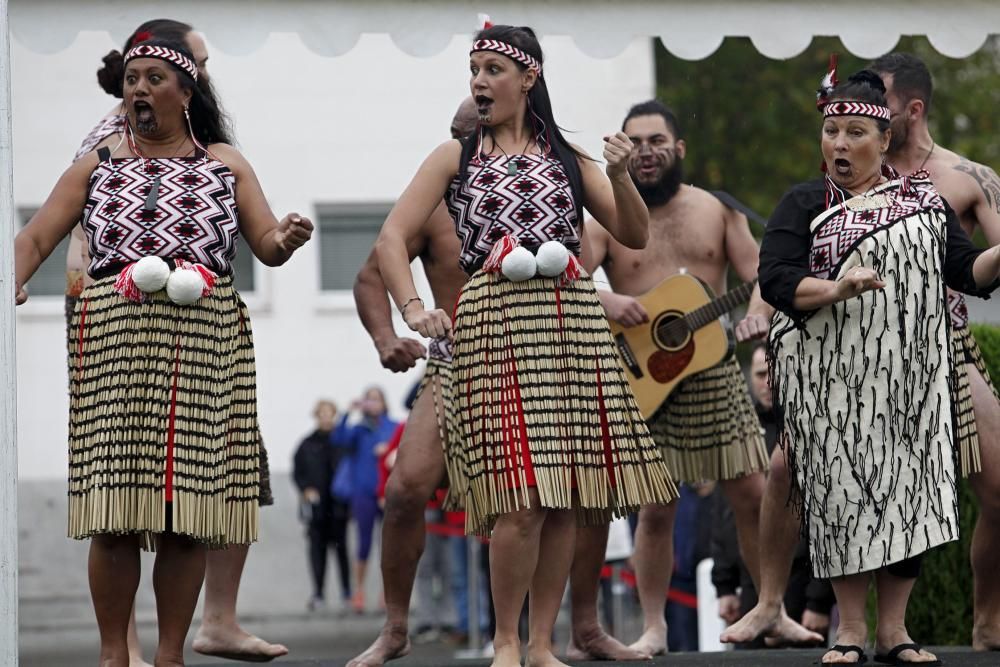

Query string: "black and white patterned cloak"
[759, 174, 996, 578]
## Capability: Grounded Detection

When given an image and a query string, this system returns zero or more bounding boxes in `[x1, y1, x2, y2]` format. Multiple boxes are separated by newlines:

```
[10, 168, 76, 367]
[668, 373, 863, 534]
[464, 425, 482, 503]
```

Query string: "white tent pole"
[0, 0, 19, 664]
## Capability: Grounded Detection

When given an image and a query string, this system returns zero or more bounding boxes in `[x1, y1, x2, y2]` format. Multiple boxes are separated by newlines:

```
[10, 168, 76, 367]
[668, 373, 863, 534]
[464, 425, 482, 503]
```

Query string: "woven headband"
[125, 44, 198, 82]
[822, 101, 890, 122]
[471, 39, 542, 74]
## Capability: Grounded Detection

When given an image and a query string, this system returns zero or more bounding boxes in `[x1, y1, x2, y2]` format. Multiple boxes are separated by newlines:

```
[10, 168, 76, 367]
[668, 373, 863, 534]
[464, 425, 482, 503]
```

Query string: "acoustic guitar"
[609, 273, 756, 419]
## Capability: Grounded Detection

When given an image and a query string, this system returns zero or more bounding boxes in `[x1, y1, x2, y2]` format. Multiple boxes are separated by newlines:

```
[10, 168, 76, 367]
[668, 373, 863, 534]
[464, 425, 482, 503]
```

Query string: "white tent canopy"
[10, 0, 1000, 61]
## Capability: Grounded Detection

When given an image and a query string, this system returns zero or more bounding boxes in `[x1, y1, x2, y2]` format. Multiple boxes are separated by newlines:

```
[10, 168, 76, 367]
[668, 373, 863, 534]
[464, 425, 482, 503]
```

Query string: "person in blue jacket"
[332, 386, 399, 613]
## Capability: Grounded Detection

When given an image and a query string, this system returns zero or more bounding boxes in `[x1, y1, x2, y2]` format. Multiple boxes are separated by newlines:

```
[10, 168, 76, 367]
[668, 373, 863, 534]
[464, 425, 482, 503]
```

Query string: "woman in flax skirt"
[374, 23, 677, 667]
[13, 38, 312, 666]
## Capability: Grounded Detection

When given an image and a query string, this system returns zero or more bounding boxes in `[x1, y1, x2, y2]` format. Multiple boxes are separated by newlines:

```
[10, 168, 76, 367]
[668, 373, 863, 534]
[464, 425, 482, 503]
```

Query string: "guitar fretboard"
[684, 280, 757, 330]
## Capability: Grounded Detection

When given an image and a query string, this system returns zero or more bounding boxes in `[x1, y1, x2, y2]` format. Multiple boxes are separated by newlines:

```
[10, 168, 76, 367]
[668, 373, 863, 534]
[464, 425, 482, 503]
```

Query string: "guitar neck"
[685, 280, 757, 330]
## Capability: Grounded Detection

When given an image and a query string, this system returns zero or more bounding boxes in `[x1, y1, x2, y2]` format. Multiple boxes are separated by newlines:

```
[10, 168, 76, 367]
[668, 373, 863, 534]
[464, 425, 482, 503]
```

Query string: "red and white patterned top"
[83, 152, 239, 277]
[74, 113, 127, 162]
[947, 290, 970, 328]
[808, 176, 944, 280]
[446, 152, 580, 275]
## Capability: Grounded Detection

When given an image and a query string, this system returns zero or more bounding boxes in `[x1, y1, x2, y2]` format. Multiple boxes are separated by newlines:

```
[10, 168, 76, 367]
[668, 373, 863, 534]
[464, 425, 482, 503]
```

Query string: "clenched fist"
[275, 213, 314, 255]
[603, 131, 635, 180]
[403, 304, 452, 339]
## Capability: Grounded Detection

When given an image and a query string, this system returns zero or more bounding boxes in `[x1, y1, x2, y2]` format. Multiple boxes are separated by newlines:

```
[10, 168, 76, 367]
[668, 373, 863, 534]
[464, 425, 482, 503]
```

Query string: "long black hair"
[123, 38, 234, 146]
[459, 25, 587, 220]
[828, 69, 891, 133]
[97, 19, 193, 98]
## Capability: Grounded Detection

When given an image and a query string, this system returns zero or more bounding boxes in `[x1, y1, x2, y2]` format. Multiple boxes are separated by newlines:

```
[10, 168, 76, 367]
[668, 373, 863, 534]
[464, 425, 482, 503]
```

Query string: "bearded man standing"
[569, 100, 820, 659]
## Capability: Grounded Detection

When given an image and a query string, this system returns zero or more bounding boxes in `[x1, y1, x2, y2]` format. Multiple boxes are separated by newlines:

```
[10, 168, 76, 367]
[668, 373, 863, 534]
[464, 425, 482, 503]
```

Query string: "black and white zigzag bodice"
[83, 152, 239, 277]
[446, 152, 580, 275]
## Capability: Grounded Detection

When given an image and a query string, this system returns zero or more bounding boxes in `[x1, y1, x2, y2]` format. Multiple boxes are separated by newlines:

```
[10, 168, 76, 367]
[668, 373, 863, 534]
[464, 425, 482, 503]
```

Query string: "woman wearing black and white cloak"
[759, 70, 1000, 665]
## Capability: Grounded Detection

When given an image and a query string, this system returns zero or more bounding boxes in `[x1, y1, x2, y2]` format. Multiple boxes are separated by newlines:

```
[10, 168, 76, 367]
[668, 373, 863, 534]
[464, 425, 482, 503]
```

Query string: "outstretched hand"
[836, 266, 885, 300]
[275, 213, 314, 255]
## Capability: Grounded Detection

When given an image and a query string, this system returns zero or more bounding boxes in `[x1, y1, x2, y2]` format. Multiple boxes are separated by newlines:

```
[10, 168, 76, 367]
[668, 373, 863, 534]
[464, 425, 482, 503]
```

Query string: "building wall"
[11, 26, 655, 480]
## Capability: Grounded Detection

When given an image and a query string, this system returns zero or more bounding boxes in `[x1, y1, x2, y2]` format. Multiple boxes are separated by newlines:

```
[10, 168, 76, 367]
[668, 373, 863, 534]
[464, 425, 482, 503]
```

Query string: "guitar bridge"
[615, 333, 643, 379]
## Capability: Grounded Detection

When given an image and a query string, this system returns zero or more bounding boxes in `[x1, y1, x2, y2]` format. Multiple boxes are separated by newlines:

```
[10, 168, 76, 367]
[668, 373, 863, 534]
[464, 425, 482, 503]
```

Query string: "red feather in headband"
[816, 53, 839, 110]
[132, 30, 153, 46]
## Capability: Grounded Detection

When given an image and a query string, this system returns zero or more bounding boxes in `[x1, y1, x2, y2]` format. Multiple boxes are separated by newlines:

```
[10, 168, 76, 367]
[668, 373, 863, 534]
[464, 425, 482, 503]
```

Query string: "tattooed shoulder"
[954, 157, 1000, 213]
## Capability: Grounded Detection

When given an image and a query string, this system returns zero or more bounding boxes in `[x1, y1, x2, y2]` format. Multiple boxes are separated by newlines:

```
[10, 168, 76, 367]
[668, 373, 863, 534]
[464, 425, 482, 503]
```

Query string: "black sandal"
[822, 644, 868, 664]
[873, 643, 942, 666]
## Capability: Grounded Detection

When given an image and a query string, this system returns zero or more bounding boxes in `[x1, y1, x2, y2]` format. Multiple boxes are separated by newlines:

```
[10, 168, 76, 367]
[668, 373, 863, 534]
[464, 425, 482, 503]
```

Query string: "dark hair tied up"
[97, 50, 126, 98]
[846, 69, 887, 95]
[95, 18, 193, 98]
[827, 68, 891, 132]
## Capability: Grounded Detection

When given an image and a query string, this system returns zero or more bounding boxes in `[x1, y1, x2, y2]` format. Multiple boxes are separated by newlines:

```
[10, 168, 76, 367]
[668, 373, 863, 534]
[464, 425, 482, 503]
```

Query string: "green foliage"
[971, 324, 1000, 384]
[653, 36, 1000, 232]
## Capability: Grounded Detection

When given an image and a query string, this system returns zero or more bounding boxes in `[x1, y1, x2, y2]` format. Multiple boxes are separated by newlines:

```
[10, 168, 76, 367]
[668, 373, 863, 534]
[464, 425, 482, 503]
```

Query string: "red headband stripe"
[822, 101, 890, 122]
[125, 44, 199, 81]
[471, 39, 542, 74]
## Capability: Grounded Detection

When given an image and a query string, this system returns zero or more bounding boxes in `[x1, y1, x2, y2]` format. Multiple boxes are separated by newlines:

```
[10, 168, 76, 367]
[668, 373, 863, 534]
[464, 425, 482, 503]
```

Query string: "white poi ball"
[166, 268, 206, 305]
[535, 241, 570, 277]
[132, 256, 171, 293]
[500, 246, 537, 282]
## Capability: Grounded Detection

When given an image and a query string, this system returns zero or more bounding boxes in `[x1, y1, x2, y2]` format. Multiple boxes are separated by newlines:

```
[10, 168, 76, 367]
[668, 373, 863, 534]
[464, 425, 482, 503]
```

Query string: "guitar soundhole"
[653, 311, 691, 351]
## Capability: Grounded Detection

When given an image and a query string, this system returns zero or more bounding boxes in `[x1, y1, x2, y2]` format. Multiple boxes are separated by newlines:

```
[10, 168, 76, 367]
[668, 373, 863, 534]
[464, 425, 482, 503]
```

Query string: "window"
[231, 235, 256, 293]
[19, 207, 68, 297]
[19, 207, 256, 295]
[316, 203, 392, 292]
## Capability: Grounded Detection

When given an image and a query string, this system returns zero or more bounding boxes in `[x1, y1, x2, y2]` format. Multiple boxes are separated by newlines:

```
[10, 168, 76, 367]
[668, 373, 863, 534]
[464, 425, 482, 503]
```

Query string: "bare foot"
[765, 610, 825, 645]
[490, 641, 522, 667]
[345, 625, 411, 667]
[973, 623, 1000, 651]
[567, 626, 651, 661]
[525, 647, 570, 667]
[192, 624, 289, 663]
[720, 603, 781, 644]
[627, 627, 666, 657]
[129, 654, 153, 667]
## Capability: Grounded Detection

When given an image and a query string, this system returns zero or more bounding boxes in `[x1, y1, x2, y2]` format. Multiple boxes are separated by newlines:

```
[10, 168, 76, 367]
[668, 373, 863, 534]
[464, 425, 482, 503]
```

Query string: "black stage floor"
[191, 646, 996, 666]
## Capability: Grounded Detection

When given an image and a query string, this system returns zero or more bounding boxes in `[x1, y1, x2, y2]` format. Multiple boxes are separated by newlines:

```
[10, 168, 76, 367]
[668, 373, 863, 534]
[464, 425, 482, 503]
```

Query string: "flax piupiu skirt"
[67, 273, 260, 548]
[452, 271, 677, 535]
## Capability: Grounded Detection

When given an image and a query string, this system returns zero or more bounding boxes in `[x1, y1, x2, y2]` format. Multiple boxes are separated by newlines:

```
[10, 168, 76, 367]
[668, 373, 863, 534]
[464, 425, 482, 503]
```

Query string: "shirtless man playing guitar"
[569, 100, 820, 659]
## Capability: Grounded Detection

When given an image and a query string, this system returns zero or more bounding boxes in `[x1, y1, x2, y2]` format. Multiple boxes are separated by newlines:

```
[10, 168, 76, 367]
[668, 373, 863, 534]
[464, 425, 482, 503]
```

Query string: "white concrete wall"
[11, 22, 654, 480]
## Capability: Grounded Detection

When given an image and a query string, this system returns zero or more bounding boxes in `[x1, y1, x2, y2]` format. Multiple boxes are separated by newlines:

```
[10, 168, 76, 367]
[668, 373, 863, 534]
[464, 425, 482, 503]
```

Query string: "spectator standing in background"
[293, 400, 351, 612]
[333, 387, 399, 613]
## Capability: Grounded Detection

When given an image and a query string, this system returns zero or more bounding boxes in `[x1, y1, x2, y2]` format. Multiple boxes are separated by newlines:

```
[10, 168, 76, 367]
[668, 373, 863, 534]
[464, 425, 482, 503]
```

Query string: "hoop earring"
[183, 104, 210, 159]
